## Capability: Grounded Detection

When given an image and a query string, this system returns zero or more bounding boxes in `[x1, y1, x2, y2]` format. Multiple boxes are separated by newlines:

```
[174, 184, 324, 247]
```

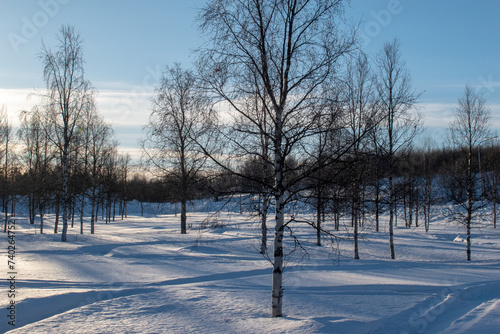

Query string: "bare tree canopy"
[448, 85, 492, 151]
[342, 52, 380, 259]
[198, 0, 356, 113]
[375, 38, 421, 156]
[197, 0, 357, 317]
[447, 84, 493, 261]
[375, 38, 420, 260]
[142, 63, 213, 234]
[39, 25, 96, 242]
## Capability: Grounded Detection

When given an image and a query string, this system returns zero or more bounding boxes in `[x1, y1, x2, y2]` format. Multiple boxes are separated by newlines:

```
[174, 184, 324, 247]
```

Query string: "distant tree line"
[2, 122, 498, 229]
[0, 26, 129, 240]
[1, 99, 129, 236]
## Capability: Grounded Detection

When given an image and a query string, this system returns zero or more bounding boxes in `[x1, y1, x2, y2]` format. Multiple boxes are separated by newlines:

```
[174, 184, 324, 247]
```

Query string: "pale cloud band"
[2, 87, 499, 159]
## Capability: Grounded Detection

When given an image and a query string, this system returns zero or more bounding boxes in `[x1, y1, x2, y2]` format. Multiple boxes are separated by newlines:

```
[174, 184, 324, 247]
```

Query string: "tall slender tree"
[117, 154, 131, 220]
[143, 63, 212, 234]
[342, 53, 379, 259]
[18, 108, 56, 233]
[39, 25, 95, 242]
[447, 84, 492, 261]
[88, 118, 115, 233]
[375, 38, 420, 259]
[197, 0, 356, 317]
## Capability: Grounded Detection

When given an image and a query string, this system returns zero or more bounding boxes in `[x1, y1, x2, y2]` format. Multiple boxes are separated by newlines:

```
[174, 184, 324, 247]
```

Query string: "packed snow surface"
[2, 201, 500, 333]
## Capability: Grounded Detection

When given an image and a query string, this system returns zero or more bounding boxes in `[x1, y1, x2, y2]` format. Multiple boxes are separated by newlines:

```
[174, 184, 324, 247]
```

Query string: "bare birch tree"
[375, 38, 420, 259]
[117, 154, 131, 220]
[88, 118, 115, 233]
[143, 63, 212, 234]
[74, 105, 114, 233]
[39, 25, 95, 242]
[446, 84, 492, 261]
[421, 138, 436, 233]
[18, 108, 56, 233]
[197, 0, 356, 317]
[342, 53, 379, 259]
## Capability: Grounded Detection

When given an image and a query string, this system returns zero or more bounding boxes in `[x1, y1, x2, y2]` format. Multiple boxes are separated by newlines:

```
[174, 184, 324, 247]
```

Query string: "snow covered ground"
[2, 202, 500, 333]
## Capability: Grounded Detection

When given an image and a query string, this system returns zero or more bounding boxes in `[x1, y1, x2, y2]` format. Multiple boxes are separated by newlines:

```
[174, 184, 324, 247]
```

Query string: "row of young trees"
[140, 0, 422, 317]
[0, 26, 131, 240]
[140, 0, 497, 317]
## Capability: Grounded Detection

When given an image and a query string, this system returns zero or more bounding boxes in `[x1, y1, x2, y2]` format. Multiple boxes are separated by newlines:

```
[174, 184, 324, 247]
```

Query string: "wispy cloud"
[419, 102, 456, 128]
[419, 101, 500, 133]
[3, 87, 500, 158]
[96, 89, 153, 127]
[0, 87, 154, 127]
[431, 75, 500, 96]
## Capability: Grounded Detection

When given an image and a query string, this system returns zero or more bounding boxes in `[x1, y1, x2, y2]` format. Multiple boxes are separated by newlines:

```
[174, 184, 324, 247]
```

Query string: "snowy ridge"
[366, 281, 500, 333]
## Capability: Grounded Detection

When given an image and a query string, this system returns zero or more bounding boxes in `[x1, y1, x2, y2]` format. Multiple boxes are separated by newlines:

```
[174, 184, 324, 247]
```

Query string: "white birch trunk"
[61, 141, 69, 242]
[271, 105, 284, 317]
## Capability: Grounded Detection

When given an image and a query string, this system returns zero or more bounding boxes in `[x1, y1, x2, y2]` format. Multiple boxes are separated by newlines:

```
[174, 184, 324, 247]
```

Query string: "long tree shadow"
[0, 287, 158, 333]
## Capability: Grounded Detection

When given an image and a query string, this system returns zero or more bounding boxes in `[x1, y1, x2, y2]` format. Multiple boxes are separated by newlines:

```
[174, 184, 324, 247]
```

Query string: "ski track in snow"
[1, 202, 500, 333]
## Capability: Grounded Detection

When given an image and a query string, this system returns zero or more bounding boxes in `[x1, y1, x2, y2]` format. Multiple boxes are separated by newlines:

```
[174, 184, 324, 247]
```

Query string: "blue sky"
[1, 0, 499, 156]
